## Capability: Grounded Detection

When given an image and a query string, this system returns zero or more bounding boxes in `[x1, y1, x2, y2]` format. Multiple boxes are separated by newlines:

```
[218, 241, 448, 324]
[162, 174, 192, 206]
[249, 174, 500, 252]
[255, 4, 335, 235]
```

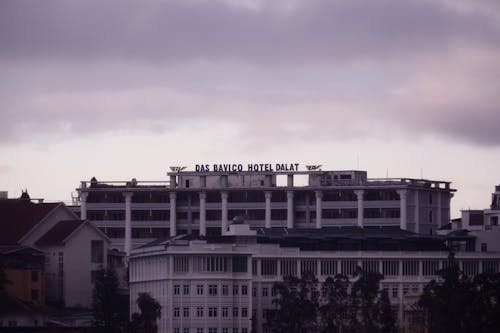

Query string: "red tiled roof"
[36, 220, 85, 246]
[0, 200, 59, 245]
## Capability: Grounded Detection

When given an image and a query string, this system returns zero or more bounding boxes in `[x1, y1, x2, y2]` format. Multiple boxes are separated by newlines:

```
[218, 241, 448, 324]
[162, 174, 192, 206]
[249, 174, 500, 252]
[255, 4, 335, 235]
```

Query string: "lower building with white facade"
[129, 222, 500, 333]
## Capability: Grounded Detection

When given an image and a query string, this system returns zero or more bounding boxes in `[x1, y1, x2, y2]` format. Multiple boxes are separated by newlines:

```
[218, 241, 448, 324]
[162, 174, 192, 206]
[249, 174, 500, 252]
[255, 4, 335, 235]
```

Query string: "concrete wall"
[40, 224, 108, 308]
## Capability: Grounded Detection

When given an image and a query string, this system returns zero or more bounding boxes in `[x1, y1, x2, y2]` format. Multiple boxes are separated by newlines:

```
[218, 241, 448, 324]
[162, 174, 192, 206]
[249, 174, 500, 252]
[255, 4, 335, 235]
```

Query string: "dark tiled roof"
[0, 199, 59, 244]
[36, 220, 85, 246]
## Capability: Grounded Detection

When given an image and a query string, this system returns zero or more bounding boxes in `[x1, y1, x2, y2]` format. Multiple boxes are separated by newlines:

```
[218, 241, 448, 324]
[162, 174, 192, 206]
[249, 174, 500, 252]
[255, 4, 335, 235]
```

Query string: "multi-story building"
[77, 166, 455, 254]
[129, 222, 500, 333]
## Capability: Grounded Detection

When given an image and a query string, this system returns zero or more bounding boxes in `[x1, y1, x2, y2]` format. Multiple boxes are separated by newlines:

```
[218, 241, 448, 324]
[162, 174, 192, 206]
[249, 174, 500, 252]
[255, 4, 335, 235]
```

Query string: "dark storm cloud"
[0, 0, 498, 63]
[0, 0, 500, 147]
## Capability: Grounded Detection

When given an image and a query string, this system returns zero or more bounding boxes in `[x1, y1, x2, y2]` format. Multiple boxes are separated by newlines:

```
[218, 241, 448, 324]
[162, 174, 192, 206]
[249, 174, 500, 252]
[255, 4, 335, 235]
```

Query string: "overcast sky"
[1, 0, 499, 217]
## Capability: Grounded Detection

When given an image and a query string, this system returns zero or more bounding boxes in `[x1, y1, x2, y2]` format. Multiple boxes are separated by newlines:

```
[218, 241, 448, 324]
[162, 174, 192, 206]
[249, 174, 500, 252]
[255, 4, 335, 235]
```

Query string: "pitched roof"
[0, 199, 59, 245]
[36, 220, 86, 246]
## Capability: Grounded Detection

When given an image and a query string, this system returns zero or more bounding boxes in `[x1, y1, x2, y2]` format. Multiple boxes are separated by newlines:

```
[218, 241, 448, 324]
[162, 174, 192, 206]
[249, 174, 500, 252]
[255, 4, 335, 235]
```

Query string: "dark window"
[491, 216, 499, 226]
[31, 289, 39, 301]
[481, 243, 488, 252]
[31, 270, 38, 282]
[91, 240, 104, 263]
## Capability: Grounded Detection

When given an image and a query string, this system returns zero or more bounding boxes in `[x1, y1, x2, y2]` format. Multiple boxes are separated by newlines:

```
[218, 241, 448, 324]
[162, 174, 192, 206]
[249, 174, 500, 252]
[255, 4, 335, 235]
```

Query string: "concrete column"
[414, 190, 420, 233]
[437, 191, 442, 228]
[315, 190, 323, 229]
[169, 175, 176, 188]
[287, 191, 294, 229]
[221, 191, 228, 234]
[199, 192, 207, 236]
[287, 174, 294, 187]
[169, 192, 177, 237]
[398, 189, 408, 230]
[265, 191, 272, 229]
[354, 190, 364, 228]
[80, 192, 88, 220]
[123, 192, 133, 256]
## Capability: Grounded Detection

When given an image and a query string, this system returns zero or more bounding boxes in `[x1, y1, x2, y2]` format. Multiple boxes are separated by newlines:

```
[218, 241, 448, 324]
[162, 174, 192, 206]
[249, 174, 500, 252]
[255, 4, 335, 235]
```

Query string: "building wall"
[4, 267, 44, 305]
[39, 224, 108, 308]
[129, 239, 499, 333]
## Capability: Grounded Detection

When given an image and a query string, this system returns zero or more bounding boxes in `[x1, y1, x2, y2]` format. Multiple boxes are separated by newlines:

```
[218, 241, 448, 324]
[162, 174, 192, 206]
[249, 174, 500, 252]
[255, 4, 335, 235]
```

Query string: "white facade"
[129, 230, 500, 333]
[77, 169, 455, 255]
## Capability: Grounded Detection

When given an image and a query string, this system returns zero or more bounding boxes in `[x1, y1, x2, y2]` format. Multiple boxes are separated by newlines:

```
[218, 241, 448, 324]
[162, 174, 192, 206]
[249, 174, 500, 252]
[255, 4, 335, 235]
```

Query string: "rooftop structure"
[77, 166, 455, 255]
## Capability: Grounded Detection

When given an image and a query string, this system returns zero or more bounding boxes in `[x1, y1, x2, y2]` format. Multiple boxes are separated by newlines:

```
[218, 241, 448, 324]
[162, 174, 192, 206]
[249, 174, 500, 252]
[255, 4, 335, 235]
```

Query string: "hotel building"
[77, 167, 454, 255]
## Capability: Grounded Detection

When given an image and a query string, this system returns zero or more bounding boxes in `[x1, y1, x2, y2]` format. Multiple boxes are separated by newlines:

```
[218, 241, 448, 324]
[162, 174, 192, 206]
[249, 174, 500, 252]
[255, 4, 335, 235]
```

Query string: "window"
[31, 289, 39, 301]
[222, 284, 229, 295]
[196, 307, 204, 317]
[262, 287, 268, 297]
[391, 285, 399, 299]
[208, 307, 218, 317]
[233, 329, 238, 333]
[252, 287, 256, 297]
[197, 329, 204, 333]
[174, 285, 180, 295]
[209, 329, 218, 333]
[241, 285, 248, 295]
[174, 256, 190, 273]
[241, 307, 248, 317]
[321, 260, 337, 276]
[241, 329, 248, 333]
[209, 284, 218, 296]
[174, 307, 180, 317]
[183, 285, 190, 295]
[491, 216, 499, 226]
[223, 329, 229, 333]
[261, 259, 278, 275]
[422, 260, 439, 276]
[222, 307, 229, 317]
[481, 243, 488, 252]
[183, 307, 190, 317]
[197, 284, 204, 295]
[383, 260, 400, 276]
[233, 284, 238, 295]
[174, 329, 180, 333]
[91, 240, 104, 263]
[91, 270, 100, 284]
[341, 260, 357, 276]
[31, 270, 39, 282]
[184, 329, 189, 333]
[233, 307, 238, 317]
[403, 260, 419, 276]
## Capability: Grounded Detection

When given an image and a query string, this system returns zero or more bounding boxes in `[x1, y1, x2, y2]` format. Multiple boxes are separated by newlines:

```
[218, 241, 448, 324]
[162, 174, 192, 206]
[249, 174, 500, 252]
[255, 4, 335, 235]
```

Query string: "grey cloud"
[0, 0, 498, 64]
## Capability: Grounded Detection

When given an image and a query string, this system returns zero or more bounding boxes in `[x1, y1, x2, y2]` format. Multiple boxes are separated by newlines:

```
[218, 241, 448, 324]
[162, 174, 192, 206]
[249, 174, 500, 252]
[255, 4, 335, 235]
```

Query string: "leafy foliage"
[266, 271, 319, 333]
[129, 292, 162, 333]
[419, 253, 500, 333]
[92, 267, 126, 333]
[267, 269, 396, 333]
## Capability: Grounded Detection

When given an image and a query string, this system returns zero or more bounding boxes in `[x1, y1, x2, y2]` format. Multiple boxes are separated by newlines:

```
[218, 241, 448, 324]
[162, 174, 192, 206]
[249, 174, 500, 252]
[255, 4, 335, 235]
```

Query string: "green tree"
[377, 289, 396, 333]
[348, 268, 390, 333]
[92, 267, 124, 333]
[473, 271, 500, 333]
[129, 292, 162, 333]
[266, 272, 319, 333]
[418, 253, 477, 333]
[319, 274, 350, 333]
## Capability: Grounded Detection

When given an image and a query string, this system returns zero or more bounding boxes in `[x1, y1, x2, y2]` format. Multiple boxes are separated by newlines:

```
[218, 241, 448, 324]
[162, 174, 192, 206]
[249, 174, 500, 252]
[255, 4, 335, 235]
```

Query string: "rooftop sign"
[195, 163, 300, 172]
